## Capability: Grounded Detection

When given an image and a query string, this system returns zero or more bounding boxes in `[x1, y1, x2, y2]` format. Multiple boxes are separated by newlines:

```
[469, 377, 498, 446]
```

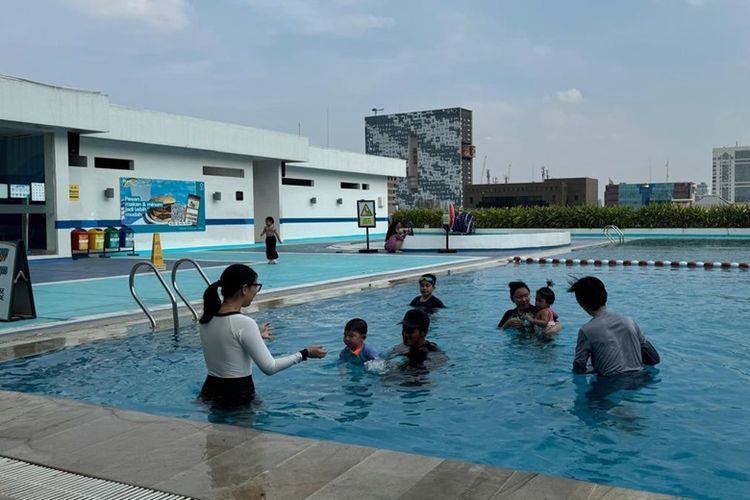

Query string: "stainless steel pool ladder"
[128, 261, 180, 334]
[603, 224, 625, 244]
[171, 258, 211, 321]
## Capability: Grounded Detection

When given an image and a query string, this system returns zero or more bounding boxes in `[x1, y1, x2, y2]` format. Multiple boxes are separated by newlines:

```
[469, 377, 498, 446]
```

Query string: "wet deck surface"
[0, 391, 680, 500]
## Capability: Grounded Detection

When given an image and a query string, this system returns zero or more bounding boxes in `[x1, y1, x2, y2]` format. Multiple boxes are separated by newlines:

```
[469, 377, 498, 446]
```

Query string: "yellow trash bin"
[87, 228, 105, 251]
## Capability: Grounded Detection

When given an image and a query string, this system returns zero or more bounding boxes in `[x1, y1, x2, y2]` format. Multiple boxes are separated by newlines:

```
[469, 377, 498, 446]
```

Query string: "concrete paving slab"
[231, 441, 375, 500]
[306, 449, 443, 500]
[0, 391, 680, 500]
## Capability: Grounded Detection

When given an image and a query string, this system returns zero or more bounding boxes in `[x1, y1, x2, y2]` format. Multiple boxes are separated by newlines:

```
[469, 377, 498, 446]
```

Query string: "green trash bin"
[104, 226, 120, 250]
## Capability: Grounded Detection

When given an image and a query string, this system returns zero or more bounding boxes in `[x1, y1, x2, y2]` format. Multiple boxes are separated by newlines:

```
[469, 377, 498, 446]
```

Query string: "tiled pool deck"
[0, 391, 677, 499]
[0, 240, 679, 499]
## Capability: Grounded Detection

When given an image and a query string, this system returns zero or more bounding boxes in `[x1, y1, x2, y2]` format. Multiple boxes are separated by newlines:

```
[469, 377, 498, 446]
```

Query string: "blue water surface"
[557, 238, 750, 263]
[2, 264, 749, 499]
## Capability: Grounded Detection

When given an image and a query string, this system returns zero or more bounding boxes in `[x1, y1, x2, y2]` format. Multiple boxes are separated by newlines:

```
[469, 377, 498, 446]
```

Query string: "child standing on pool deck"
[260, 216, 282, 264]
[527, 281, 556, 335]
[339, 318, 379, 365]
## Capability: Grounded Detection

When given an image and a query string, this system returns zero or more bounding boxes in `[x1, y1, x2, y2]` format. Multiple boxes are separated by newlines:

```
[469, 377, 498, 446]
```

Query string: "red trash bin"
[71, 228, 89, 252]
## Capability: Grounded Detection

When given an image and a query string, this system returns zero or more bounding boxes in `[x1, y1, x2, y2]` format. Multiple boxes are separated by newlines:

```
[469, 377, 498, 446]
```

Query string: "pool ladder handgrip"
[171, 258, 211, 322]
[129, 261, 180, 334]
[603, 224, 624, 244]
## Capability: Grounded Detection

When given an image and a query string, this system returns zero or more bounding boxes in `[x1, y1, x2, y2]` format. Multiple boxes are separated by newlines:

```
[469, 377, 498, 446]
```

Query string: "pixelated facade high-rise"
[365, 108, 473, 213]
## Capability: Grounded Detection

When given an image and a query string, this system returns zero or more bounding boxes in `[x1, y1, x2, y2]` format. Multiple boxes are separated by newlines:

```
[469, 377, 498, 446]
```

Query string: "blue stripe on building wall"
[55, 217, 386, 229]
[280, 217, 389, 223]
[206, 218, 254, 225]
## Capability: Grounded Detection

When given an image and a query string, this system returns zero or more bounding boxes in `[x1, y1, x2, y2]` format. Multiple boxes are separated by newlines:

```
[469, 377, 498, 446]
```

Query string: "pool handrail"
[128, 261, 180, 334]
[171, 258, 211, 322]
[603, 224, 625, 244]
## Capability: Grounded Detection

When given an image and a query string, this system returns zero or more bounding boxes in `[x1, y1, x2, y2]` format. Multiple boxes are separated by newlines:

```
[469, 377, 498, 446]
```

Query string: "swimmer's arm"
[542, 319, 561, 334]
[498, 310, 519, 329]
[500, 317, 522, 329]
[572, 330, 590, 373]
[528, 315, 551, 327]
[635, 322, 660, 365]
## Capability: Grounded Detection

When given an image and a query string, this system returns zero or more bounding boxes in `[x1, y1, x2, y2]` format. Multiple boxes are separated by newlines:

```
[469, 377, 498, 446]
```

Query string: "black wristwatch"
[300, 348, 309, 361]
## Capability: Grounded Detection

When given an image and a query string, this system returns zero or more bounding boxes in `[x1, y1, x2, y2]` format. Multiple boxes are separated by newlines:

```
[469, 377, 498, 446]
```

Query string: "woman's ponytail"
[199, 281, 222, 324]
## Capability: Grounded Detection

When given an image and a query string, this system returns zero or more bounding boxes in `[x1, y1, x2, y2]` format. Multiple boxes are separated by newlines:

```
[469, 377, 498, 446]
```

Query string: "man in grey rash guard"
[568, 276, 660, 376]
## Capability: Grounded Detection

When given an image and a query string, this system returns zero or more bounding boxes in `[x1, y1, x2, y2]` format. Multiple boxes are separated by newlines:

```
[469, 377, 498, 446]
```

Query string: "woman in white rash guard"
[198, 264, 327, 406]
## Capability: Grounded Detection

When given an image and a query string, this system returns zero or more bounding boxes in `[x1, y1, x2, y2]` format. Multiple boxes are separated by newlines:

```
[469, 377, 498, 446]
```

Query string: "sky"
[2, 0, 749, 188]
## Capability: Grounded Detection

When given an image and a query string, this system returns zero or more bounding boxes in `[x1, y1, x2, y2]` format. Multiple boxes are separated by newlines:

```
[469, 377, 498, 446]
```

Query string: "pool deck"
[0, 239, 683, 500]
[0, 391, 679, 500]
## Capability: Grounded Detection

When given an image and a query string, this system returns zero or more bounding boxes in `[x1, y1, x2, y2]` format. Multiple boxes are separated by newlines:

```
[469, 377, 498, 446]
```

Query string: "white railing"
[603, 225, 625, 244]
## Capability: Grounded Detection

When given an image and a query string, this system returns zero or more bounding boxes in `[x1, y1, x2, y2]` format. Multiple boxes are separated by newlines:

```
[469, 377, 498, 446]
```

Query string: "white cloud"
[555, 88, 584, 104]
[685, 0, 706, 6]
[244, 0, 394, 37]
[64, 0, 190, 32]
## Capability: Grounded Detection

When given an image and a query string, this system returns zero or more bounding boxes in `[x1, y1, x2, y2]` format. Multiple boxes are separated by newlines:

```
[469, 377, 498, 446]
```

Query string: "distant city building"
[464, 177, 598, 208]
[365, 108, 474, 213]
[696, 182, 709, 200]
[712, 146, 750, 203]
[604, 182, 696, 207]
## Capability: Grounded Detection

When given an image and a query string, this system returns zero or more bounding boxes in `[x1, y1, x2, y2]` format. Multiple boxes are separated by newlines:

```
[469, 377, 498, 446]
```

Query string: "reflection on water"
[571, 369, 660, 433]
[336, 365, 374, 423]
[198, 396, 261, 427]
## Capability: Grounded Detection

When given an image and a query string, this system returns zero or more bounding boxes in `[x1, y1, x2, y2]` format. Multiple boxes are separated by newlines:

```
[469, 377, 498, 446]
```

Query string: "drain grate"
[0, 456, 193, 500]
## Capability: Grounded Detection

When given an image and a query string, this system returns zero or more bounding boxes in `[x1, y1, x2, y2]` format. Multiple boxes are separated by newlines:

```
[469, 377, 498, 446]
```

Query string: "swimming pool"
[556, 238, 750, 263]
[1, 264, 748, 499]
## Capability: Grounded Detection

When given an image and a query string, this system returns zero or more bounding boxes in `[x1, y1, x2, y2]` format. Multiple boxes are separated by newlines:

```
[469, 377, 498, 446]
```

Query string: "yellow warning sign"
[69, 183, 80, 201]
[357, 200, 376, 228]
[151, 233, 165, 270]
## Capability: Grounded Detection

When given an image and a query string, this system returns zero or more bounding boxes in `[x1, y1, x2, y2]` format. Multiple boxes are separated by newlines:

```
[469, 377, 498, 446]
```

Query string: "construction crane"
[478, 155, 488, 184]
[540, 165, 550, 181]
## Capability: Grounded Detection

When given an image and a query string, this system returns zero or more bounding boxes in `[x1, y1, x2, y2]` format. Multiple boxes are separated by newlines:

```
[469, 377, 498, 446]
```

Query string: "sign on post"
[357, 200, 376, 228]
[0, 240, 37, 321]
[357, 200, 378, 253]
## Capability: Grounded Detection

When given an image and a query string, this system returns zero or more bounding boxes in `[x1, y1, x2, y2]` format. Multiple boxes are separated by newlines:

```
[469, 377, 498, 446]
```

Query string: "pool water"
[558, 238, 750, 263]
[2, 264, 749, 499]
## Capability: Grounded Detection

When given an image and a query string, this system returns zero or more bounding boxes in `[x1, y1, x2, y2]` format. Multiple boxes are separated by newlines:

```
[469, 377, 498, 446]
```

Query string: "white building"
[712, 146, 750, 203]
[0, 75, 404, 257]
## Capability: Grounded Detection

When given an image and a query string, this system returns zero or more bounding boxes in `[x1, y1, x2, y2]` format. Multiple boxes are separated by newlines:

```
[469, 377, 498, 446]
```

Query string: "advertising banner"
[120, 177, 205, 233]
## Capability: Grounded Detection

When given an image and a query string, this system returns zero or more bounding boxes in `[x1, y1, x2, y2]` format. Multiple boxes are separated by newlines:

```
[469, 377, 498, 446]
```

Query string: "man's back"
[573, 308, 645, 376]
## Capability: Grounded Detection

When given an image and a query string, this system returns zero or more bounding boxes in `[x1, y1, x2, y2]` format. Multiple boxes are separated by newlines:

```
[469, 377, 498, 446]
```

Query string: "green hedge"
[391, 205, 750, 229]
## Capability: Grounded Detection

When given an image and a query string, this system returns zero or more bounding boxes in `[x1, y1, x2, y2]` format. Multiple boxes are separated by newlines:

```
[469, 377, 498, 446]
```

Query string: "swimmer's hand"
[502, 317, 523, 329]
[260, 323, 274, 341]
[306, 345, 328, 358]
[541, 322, 562, 338]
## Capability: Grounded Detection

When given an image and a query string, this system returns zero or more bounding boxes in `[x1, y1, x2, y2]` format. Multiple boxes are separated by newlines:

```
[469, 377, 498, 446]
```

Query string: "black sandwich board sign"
[0, 240, 36, 321]
[357, 200, 378, 253]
